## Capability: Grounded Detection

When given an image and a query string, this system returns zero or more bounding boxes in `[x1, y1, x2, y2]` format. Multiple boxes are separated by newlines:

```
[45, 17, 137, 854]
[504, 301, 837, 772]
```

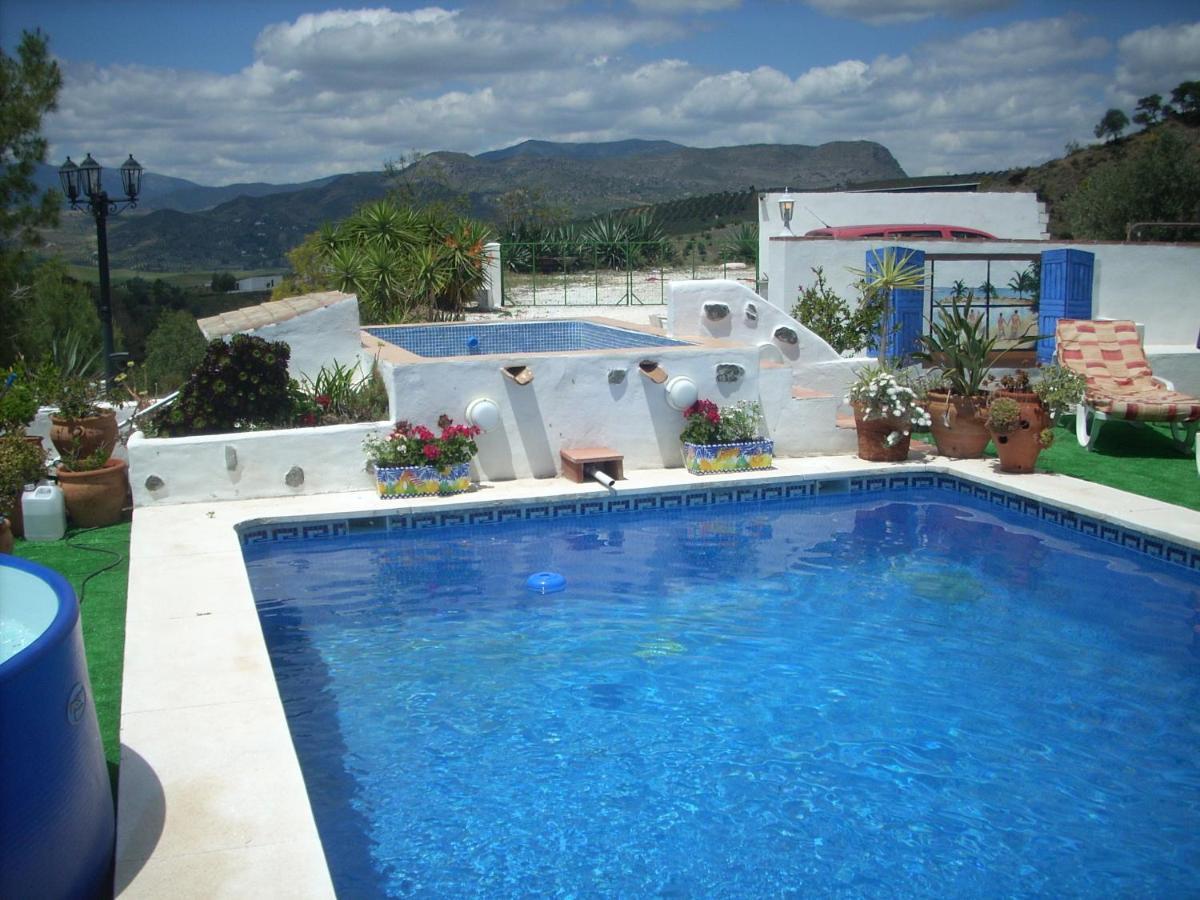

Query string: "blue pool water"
[364, 320, 691, 357]
[243, 489, 1200, 897]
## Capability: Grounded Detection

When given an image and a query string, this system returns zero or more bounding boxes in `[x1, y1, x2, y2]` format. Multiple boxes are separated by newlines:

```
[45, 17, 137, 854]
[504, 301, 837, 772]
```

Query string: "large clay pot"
[0, 516, 13, 553]
[990, 395, 1048, 474]
[50, 409, 118, 462]
[926, 391, 990, 459]
[852, 403, 912, 462]
[56, 458, 128, 528]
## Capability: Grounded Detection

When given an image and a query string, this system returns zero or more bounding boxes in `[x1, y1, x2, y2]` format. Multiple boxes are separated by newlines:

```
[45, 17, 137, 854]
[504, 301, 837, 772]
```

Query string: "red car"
[804, 225, 996, 240]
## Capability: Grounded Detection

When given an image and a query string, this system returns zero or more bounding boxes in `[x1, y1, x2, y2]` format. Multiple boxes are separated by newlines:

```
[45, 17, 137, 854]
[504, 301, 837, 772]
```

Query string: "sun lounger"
[1055, 319, 1200, 471]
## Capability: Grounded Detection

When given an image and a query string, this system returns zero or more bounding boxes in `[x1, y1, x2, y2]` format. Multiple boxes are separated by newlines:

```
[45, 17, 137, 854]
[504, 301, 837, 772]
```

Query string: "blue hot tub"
[0, 556, 114, 898]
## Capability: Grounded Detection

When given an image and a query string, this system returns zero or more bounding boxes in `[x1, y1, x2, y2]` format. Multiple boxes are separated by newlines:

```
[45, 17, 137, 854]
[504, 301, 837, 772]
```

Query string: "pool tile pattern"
[237, 473, 1200, 572]
[364, 320, 691, 357]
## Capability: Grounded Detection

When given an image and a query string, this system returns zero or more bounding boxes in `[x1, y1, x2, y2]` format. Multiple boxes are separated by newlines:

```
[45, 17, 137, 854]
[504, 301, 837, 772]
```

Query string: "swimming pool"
[364, 319, 692, 358]
[241, 479, 1199, 896]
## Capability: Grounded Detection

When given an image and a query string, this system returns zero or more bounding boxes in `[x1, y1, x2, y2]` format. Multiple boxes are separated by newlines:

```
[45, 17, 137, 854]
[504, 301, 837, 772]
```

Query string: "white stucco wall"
[666, 280, 866, 401]
[128, 421, 387, 506]
[380, 345, 769, 481]
[242, 295, 368, 382]
[758, 190, 1049, 265]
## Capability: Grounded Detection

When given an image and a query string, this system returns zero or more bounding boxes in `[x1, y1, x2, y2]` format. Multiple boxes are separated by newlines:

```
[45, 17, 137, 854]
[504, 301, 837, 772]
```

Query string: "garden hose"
[64, 526, 125, 606]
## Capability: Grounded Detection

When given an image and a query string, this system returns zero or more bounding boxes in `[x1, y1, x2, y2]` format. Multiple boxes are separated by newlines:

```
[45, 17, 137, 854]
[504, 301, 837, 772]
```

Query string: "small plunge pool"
[364, 319, 692, 358]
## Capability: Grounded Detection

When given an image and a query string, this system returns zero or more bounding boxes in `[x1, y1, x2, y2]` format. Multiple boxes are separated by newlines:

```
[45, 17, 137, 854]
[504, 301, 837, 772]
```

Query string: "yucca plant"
[847, 247, 924, 364]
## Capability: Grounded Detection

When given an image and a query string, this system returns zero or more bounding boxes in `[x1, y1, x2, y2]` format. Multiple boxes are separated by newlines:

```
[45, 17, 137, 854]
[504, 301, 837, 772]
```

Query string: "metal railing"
[499, 242, 758, 306]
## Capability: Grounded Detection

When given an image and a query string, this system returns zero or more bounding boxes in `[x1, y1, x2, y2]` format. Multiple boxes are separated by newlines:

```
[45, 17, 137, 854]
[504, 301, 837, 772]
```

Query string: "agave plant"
[911, 296, 999, 397]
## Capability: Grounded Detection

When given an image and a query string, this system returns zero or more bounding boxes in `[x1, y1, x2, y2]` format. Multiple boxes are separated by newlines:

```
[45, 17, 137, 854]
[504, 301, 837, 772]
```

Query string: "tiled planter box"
[681, 439, 774, 475]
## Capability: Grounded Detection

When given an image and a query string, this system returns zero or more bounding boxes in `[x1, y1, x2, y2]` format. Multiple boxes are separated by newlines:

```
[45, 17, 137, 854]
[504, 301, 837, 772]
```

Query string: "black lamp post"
[58, 152, 143, 392]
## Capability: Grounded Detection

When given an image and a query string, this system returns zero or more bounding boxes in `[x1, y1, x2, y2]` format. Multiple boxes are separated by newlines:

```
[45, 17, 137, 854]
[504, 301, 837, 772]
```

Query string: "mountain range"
[36, 138, 907, 271]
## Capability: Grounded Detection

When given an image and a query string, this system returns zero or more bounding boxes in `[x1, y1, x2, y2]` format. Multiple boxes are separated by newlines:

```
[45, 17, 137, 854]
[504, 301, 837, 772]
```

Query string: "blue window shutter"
[867, 246, 925, 362]
[1038, 249, 1094, 363]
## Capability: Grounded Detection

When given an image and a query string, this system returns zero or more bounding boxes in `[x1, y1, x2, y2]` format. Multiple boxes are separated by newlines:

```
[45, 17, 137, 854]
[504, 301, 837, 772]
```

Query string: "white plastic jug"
[21, 482, 66, 542]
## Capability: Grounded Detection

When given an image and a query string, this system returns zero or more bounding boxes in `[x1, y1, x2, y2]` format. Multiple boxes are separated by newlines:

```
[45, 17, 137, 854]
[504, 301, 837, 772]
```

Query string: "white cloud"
[803, 0, 1013, 27]
[1112, 21, 1200, 106]
[40, 8, 1125, 185]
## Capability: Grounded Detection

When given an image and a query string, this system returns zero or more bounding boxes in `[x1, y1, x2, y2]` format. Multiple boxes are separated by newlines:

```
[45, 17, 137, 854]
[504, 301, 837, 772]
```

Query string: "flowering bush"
[680, 399, 764, 445]
[847, 365, 931, 446]
[363, 415, 481, 468]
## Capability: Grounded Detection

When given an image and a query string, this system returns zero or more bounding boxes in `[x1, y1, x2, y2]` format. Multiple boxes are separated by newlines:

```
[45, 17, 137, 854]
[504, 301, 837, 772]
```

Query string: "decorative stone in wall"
[144, 475, 164, 491]
[225, 446, 238, 471]
[773, 326, 799, 345]
[285, 466, 304, 487]
[745, 303, 758, 322]
[607, 369, 626, 384]
[703, 302, 730, 321]
[716, 364, 745, 383]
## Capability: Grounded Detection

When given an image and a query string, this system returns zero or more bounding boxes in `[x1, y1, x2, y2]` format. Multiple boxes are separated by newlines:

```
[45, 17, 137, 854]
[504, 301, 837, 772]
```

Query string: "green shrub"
[151, 334, 294, 436]
[791, 267, 881, 355]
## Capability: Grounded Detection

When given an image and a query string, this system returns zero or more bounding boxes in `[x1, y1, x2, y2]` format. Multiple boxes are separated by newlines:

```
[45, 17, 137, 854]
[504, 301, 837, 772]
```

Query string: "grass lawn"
[991, 419, 1200, 512]
[13, 523, 130, 782]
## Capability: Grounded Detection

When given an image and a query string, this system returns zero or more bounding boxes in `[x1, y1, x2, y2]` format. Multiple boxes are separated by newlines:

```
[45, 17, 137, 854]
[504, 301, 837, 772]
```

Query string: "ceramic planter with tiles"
[373, 462, 470, 498]
[681, 439, 774, 475]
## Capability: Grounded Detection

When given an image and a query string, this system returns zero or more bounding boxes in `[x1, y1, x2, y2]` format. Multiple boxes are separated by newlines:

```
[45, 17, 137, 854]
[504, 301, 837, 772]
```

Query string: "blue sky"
[3, 1, 1198, 186]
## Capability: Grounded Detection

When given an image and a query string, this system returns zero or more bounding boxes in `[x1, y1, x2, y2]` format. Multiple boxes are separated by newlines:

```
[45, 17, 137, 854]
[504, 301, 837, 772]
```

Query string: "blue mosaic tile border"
[236, 473, 1200, 573]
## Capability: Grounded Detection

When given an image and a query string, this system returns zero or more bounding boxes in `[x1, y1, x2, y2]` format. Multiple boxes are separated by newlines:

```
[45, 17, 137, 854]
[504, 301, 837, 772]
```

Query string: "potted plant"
[0, 432, 47, 537]
[679, 399, 773, 475]
[912, 297, 1003, 459]
[982, 364, 1086, 474]
[1032, 364, 1087, 423]
[985, 396, 1050, 474]
[846, 364, 931, 462]
[56, 446, 128, 528]
[364, 416, 481, 498]
[49, 376, 117, 462]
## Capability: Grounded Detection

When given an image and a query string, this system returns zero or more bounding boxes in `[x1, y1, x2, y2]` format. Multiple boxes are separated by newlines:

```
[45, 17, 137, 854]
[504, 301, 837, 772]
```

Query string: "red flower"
[315, 394, 331, 408]
[415, 425, 435, 441]
[423, 443, 440, 460]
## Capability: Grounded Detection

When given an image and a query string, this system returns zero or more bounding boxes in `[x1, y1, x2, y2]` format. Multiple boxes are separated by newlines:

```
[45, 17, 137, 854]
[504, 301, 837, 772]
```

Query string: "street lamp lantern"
[778, 193, 796, 235]
[58, 157, 81, 203]
[58, 151, 143, 393]
[78, 153, 103, 198]
[120, 155, 143, 200]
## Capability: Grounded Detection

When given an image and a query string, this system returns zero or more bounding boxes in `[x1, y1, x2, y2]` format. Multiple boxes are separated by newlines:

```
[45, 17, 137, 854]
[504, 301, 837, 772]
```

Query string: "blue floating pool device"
[466, 335, 480, 353]
[527, 572, 566, 594]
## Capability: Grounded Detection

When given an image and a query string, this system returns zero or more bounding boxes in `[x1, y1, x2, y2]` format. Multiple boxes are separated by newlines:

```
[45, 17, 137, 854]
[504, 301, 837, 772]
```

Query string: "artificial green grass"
[985, 420, 1200, 511]
[13, 522, 130, 774]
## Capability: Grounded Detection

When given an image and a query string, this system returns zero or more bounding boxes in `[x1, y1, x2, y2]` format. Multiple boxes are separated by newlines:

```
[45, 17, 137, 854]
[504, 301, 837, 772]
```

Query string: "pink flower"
[423, 443, 440, 460]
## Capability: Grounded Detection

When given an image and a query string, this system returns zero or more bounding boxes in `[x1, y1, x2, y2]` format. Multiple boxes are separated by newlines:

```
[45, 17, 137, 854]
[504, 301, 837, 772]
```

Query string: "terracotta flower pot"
[990, 395, 1048, 474]
[852, 404, 912, 462]
[50, 409, 118, 462]
[926, 391, 990, 459]
[56, 458, 128, 528]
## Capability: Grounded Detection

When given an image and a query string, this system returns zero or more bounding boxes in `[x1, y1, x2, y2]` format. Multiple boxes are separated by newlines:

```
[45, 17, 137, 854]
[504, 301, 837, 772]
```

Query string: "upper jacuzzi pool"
[363, 319, 692, 358]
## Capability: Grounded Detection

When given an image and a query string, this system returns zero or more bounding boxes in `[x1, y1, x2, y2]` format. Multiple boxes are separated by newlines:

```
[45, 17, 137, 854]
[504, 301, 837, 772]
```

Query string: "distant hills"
[38, 139, 906, 271]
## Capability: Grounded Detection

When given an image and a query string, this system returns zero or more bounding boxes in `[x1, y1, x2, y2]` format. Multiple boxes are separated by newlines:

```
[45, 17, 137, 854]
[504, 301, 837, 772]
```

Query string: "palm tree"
[1007, 267, 1037, 300]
